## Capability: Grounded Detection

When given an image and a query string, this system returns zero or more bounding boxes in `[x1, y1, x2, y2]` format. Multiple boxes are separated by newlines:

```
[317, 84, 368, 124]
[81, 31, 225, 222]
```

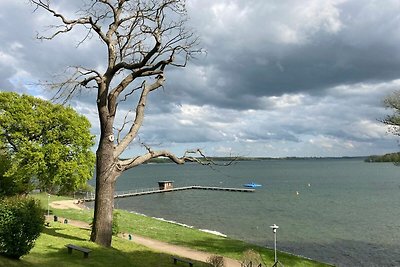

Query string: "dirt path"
[122, 234, 241, 267]
[121, 233, 242, 267]
[49, 199, 85, 210]
[46, 201, 242, 267]
[45, 215, 90, 229]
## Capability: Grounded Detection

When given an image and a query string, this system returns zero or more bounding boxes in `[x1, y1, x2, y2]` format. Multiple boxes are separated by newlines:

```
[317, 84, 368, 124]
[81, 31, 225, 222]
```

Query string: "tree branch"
[2, 133, 18, 152]
[30, 0, 108, 43]
[118, 148, 237, 171]
[118, 149, 200, 170]
[43, 67, 101, 103]
[114, 110, 132, 144]
[114, 73, 166, 157]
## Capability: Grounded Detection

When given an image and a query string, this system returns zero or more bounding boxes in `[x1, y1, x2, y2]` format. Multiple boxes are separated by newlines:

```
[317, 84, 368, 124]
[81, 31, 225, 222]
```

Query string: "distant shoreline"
[364, 152, 400, 163]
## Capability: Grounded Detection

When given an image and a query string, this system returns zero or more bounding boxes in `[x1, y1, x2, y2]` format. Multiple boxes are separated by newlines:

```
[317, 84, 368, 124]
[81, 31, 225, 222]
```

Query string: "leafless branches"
[114, 109, 132, 143]
[31, 0, 206, 170]
[31, 0, 199, 90]
[45, 67, 101, 104]
[382, 91, 400, 136]
[118, 147, 238, 171]
[32, 0, 94, 41]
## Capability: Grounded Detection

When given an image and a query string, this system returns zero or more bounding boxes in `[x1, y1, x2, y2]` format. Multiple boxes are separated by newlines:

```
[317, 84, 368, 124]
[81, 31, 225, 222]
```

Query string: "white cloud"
[260, 93, 306, 109]
[351, 120, 388, 139]
[0, 50, 17, 65]
[210, 2, 249, 30]
[190, 0, 344, 47]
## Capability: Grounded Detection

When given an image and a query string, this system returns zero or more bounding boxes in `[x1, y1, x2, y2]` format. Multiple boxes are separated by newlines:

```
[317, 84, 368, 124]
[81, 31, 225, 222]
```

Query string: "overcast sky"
[1, 0, 400, 157]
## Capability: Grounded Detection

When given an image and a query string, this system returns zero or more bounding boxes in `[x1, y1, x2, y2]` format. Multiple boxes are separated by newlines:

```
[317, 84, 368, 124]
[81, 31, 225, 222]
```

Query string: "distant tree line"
[365, 152, 400, 163]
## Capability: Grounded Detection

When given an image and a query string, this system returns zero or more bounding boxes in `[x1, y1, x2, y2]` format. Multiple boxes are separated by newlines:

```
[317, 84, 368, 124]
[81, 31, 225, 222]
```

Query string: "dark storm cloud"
[0, 1, 104, 101]
[7, 0, 399, 111]
[169, 0, 400, 110]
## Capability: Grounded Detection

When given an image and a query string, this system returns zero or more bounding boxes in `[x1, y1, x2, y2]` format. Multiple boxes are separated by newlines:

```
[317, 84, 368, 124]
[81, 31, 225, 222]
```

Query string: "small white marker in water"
[296, 191, 299, 195]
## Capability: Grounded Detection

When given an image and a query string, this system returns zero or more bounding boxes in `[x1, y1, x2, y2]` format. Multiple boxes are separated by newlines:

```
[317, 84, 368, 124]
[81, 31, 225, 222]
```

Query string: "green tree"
[0, 92, 95, 195]
[0, 150, 16, 196]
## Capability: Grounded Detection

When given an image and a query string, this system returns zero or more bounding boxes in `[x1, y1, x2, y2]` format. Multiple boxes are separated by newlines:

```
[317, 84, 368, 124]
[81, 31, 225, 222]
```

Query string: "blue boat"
[243, 182, 262, 188]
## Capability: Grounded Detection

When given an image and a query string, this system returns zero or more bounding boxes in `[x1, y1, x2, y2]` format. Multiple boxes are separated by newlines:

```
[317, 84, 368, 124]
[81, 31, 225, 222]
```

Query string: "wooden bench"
[173, 256, 193, 266]
[66, 244, 92, 258]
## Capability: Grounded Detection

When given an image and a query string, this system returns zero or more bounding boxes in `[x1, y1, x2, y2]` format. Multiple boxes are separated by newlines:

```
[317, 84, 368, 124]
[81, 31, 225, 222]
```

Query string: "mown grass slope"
[0, 193, 332, 267]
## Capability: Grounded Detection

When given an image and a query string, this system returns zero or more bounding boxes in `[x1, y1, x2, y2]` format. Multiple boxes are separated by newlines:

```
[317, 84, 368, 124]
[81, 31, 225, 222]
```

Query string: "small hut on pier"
[158, 181, 174, 190]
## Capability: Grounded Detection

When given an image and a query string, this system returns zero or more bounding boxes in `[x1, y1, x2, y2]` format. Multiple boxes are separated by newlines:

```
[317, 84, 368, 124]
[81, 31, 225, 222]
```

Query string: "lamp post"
[270, 224, 279, 264]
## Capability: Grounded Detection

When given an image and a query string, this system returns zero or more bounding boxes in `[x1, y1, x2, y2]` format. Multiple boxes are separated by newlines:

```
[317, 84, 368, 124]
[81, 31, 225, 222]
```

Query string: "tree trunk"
[90, 136, 119, 247]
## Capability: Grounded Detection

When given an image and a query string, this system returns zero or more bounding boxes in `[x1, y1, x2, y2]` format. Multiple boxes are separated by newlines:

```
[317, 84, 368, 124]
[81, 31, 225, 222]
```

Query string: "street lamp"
[270, 224, 283, 266]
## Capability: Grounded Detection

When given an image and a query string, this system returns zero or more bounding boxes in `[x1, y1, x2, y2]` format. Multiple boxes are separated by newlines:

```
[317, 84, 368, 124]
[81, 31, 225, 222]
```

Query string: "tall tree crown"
[31, 0, 201, 165]
[0, 92, 95, 195]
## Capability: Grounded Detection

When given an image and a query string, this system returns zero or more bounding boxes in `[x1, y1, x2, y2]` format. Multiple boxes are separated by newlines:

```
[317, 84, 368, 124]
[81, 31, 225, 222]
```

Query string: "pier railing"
[115, 187, 160, 196]
[84, 187, 160, 201]
[83, 185, 255, 202]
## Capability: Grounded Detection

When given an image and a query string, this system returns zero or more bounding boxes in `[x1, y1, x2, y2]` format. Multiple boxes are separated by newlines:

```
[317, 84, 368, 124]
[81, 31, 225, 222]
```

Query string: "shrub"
[241, 249, 265, 267]
[0, 196, 44, 259]
[207, 255, 225, 267]
[112, 211, 120, 236]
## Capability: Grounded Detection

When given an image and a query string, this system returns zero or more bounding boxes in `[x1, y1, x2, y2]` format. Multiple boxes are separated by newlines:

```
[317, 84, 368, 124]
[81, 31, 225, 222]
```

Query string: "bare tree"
[30, 0, 204, 247]
[383, 91, 400, 137]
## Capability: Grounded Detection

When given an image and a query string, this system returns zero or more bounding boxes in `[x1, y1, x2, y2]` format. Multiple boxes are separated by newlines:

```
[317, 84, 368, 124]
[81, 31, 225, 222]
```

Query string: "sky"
[1, 0, 400, 157]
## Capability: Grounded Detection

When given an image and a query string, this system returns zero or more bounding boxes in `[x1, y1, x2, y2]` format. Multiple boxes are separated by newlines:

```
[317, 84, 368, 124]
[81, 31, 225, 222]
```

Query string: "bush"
[241, 249, 265, 267]
[207, 255, 225, 267]
[0, 196, 44, 259]
[112, 211, 120, 236]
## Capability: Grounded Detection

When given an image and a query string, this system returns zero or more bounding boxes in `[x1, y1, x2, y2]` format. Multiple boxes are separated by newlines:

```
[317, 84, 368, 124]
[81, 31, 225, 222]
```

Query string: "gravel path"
[47, 200, 242, 267]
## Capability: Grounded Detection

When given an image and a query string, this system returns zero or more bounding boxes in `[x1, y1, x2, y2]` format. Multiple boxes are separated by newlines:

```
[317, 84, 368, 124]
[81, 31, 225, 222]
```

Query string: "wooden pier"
[191, 185, 255, 192]
[84, 185, 255, 202]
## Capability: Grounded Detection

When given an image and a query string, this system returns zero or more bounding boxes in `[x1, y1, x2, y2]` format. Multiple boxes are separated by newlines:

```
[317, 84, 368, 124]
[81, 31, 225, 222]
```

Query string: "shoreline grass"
[0, 193, 333, 266]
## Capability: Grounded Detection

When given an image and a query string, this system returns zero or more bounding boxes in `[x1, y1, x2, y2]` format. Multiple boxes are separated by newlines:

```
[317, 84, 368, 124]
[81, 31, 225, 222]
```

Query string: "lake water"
[101, 159, 400, 266]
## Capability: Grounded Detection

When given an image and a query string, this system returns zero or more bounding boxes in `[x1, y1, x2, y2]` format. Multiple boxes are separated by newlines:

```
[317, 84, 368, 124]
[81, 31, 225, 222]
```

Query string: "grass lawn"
[0, 222, 209, 267]
[0, 193, 332, 267]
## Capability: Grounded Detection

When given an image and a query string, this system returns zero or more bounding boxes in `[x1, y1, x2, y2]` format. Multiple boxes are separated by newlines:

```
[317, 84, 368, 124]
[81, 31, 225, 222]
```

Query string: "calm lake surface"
[101, 159, 400, 266]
